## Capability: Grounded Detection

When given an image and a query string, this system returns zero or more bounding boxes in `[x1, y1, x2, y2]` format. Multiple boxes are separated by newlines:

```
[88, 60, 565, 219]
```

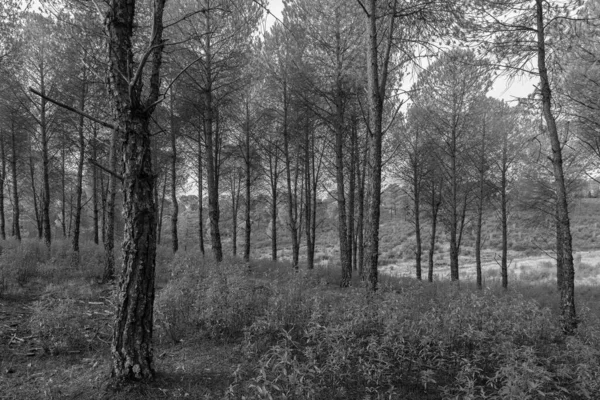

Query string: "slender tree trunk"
[72, 70, 87, 253]
[103, 128, 118, 283]
[357, 135, 368, 278]
[204, 9, 223, 262]
[449, 126, 459, 281]
[304, 113, 314, 270]
[170, 92, 178, 253]
[29, 140, 42, 239]
[501, 124, 508, 289]
[428, 172, 442, 283]
[348, 116, 357, 272]
[365, 0, 396, 290]
[157, 175, 167, 244]
[10, 124, 20, 241]
[535, 0, 576, 334]
[244, 98, 252, 263]
[282, 79, 300, 269]
[40, 70, 51, 247]
[413, 171, 422, 281]
[61, 135, 67, 238]
[269, 151, 278, 261]
[92, 124, 99, 245]
[197, 128, 205, 255]
[475, 116, 486, 289]
[0, 135, 6, 240]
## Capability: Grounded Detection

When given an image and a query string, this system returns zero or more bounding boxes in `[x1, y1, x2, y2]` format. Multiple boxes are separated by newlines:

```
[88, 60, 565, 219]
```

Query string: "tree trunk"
[197, 127, 204, 255]
[106, 0, 166, 382]
[170, 92, 178, 253]
[366, 0, 395, 290]
[157, 175, 167, 244]
[103, 128, 118, 283]
[72, 70, 87, 253]
[203, 9, 223, 262]
[92, 124, 99, 245]
[40, 74, 51, 247]
[304, 113, 314, 270]
[501, 122, 508, 289]
[0, 135, 6, 240]
[475, 116, 486, 289]
[10, 124, 20, 241]
[535, 0, 576, 334]
[282, 79, 300, 269]
[29, 140, 42, 239]
[269, 150, 278, 261]
[244, 98, 251, 263]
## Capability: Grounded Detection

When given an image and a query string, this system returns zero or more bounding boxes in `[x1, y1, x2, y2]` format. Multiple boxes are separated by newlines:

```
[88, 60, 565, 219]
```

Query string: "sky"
[262, 0, 535, 103]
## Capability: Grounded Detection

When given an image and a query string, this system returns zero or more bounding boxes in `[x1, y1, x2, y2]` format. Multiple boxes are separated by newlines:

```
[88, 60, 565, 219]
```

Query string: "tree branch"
[29, 88, 116, 131]
[87, 158, 124, 182]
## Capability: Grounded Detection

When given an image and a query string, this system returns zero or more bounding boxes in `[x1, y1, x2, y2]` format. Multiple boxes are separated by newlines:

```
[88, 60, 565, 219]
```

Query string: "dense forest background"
[1, 0, 600, 398]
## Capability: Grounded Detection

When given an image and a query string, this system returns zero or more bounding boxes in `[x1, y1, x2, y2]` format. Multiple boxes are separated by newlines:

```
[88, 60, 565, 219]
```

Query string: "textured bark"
[535, 0, 576, 334]
[106, 0, 166, 382]
[244, 98, 251, 263]
[92, 125, 99, 245]
[197, 127, 205, 255]
[428, 172, 442, 283]
[282, 79, 301, 269]
[366, 0, 396, 290]
[269, 150, 279, 261]
[72, 69, 87, 253]
[40, 67, 51, 247]
[475, 116, 486, 289]
[29, 139, 42, 239]
[500, 122, 508, 289]
[0, 135, 6, 240]
[170, 93, 178, 253]
[304, 114, 314, 270]
[10, 125, 20, 241]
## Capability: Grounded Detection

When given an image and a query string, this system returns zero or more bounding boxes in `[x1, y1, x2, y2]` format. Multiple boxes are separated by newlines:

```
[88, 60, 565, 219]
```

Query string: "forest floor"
[0, 279, 240, 399]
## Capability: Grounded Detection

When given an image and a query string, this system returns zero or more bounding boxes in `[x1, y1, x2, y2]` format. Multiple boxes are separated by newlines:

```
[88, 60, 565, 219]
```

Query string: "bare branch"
[29, 88, 117, 131]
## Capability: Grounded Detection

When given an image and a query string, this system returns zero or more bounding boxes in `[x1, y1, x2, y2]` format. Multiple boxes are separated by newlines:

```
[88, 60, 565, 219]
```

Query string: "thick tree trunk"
[106, 0, 166, 382]
[72, 72, 86, 253]
[535, 0, 576, 334]
[170, 93, 178, 253]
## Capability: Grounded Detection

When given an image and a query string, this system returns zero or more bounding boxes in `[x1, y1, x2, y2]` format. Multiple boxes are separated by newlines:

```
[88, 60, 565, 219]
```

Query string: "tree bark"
[72, 67, 87, 253]
[535, 0, 576, 334]
[475, 115, 486, 289]
[197, 127, 205, 255]
[106, 0, 166, 382]
[203, 7, 223, 262]
[366, 0, 396, 290]
[244, 98, 251, 263]
[10, 124, 20, 241]
[500, 119, 509, 289]
[92, 124, 99, 245]
[170, 91, 178, 253]
[0, 134, 6, 240]
[103, 128, 118, 283]
[40, 67, 51, 247]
